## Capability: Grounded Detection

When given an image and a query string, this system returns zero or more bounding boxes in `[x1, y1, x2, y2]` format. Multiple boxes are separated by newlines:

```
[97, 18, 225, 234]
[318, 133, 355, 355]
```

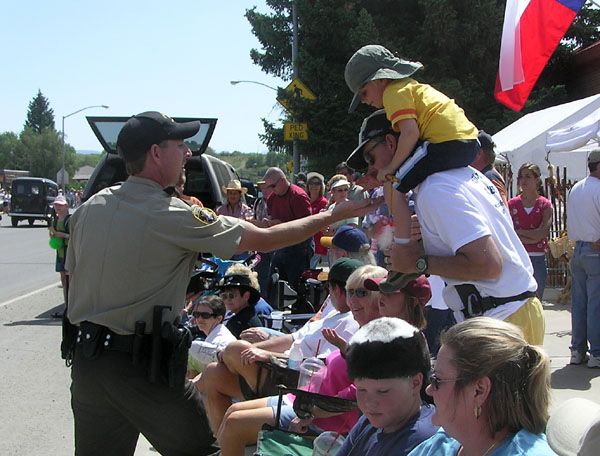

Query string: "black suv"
[84, 116, 240, 209]
[9, 177, 58, 227]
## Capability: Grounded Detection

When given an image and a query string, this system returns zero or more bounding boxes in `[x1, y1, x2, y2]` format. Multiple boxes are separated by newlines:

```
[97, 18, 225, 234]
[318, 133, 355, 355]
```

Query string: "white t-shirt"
[415, 168, 537, 321]
[567, 176, 600, 242]
[425, 275, 449, 310]
[188, 323, 236, 371]
[288, 309, 358, 358]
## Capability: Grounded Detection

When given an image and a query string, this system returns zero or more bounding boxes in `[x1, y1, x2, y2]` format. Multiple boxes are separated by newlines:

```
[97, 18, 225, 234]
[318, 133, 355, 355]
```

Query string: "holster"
[160, 322, 193, 389]
[61, 313, 78, 365]
[78, 321, 108, 360]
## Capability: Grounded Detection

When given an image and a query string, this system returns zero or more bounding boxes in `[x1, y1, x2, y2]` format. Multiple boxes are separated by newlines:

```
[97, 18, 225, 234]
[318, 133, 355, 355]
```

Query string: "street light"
[230, 80, 277, 92]
[60, 104, 109, 190]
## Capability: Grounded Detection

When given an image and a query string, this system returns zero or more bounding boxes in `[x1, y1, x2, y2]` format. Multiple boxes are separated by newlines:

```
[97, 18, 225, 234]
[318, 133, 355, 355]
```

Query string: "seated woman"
[187, 295, 236, 379]
[215, 265, 388, 456]
[337, 317, 438, 456]
[219, 264, 264, 339]
[408, 317, 555, 456]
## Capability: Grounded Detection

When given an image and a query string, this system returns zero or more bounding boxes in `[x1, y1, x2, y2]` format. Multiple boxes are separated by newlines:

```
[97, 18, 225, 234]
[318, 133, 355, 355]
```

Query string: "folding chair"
[254, 385, 357, 456]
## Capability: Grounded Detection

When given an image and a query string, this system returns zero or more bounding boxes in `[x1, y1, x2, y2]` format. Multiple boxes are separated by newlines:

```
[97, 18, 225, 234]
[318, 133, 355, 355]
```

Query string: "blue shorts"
[266, 395, 296, 430]
[55, 255, 66, 273]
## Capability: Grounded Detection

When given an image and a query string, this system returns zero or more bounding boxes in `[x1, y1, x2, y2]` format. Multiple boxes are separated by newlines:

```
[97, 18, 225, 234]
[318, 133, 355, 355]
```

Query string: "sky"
[0, 0, 287, 154]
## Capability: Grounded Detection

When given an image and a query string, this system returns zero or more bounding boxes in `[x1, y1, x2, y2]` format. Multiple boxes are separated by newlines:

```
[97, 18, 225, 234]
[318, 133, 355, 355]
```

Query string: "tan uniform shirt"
[66, 176, 244, 334]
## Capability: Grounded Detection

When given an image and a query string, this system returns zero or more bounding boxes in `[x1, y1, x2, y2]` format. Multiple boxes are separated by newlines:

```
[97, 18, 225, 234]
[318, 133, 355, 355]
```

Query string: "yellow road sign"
[277, 78, 317, 112]
[284, 122, 308, 141]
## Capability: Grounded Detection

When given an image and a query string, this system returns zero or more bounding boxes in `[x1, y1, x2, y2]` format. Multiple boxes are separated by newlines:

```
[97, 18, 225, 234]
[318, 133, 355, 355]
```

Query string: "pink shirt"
[508, 195, 552, 254]
[288, 350, 358, 434]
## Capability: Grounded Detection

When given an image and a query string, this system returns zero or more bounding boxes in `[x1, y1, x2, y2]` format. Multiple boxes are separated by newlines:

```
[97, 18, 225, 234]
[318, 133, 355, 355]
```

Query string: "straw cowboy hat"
[222, 179, 247, 195]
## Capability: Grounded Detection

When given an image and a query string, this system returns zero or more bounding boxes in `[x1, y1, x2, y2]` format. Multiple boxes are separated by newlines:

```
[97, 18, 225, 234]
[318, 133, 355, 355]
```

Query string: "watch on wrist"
[415, 255, 429, 274]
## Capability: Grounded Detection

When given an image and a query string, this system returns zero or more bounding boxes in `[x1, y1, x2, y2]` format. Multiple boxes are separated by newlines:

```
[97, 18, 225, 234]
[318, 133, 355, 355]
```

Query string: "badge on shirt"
[192, 206, 218, 225]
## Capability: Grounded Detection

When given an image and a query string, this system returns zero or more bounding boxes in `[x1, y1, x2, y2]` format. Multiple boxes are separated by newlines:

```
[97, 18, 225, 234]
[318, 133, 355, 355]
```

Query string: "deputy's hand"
[240, 346, 270, 365]
[388, 241, 425, 273]
[330, 197, 383, 222]
[240, 327, 269, 344]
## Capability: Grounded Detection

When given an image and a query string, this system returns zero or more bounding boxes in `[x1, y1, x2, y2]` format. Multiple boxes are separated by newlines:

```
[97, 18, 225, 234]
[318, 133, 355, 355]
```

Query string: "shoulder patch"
[192, 206, 218, 225]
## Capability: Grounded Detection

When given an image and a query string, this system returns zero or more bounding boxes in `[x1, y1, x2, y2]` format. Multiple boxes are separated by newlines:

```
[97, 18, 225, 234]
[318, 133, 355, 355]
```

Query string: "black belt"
[464, 291, 536, 318]
[76, 323, 150, 355]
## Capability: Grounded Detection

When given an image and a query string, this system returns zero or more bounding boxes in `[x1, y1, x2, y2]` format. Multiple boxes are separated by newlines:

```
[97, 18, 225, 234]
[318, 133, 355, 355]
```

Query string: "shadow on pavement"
[551, 364, 600, 391]
[3, 304, 65, 327]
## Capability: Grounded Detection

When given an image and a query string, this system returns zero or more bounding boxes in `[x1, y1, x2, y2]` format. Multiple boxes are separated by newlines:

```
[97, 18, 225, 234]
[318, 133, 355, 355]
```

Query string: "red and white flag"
[494, 0, 586, 111]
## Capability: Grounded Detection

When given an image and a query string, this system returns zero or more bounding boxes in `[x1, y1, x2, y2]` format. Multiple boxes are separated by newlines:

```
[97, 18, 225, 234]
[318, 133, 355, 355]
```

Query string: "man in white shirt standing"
[346, 110, 543, 345]
[566, 149, 600, 368]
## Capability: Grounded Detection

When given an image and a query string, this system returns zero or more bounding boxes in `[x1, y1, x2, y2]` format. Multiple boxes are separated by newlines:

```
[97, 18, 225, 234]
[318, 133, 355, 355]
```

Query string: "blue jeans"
[570, 241, 600, 357]
[529, 255, 547, 300]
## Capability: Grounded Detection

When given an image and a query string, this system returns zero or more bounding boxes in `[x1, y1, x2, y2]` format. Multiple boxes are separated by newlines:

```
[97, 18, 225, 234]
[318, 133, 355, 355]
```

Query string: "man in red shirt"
[262, 167, 313, 291]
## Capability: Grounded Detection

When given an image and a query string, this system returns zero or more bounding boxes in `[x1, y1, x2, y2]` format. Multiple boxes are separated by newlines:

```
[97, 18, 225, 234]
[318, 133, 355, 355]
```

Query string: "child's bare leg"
[382, 182, 419, 291]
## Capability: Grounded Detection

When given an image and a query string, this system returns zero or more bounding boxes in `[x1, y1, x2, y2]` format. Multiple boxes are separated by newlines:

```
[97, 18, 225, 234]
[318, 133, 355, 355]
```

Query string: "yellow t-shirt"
[383, 78, 478, 143]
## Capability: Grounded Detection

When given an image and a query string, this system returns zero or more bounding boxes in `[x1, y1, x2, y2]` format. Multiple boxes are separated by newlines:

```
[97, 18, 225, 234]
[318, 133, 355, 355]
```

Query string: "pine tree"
[24, 90, 55, 133]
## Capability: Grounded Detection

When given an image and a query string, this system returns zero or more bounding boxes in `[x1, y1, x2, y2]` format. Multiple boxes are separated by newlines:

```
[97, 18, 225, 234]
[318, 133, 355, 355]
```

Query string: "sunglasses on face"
[347, 288, 370, 298]
[220, 291, 239, 300]
[429, 372, 459, 390]
[265, 177, 281, 189]
[363, 139, 386, 166]
[192, 311, 216, 319]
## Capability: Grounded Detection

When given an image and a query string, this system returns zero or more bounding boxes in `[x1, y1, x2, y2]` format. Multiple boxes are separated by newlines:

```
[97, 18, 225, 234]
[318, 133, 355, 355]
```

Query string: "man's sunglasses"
[265, 177, 282, 189]
[192, 311, 216, 319]
[347, 288, 370, 298]
[363, 139, 386, 166]
[220, 291, 238, 300]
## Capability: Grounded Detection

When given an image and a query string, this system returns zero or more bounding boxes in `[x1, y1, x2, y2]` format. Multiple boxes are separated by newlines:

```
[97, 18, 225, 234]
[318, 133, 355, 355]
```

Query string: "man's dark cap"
[478, 130, 495, 152]
[345, 109, 393, 171]
[117, 111, 200, 160]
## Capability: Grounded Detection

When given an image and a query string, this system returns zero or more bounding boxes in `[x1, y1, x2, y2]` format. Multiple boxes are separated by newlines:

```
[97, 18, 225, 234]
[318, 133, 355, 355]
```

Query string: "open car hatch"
[86, 116, 218, 156]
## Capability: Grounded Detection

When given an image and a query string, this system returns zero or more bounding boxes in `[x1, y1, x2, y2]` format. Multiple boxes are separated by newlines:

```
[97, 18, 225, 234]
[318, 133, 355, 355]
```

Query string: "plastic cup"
[312, 431, 345, 456]
[298, 357, 325, 392]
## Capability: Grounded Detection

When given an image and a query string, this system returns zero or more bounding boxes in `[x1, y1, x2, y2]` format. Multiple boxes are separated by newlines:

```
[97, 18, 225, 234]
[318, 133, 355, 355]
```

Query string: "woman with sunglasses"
[215, 265, 387, 456]
[187, 295, 236, 379]
[219, 264, 264, 339]
[408, 317, 554, 456]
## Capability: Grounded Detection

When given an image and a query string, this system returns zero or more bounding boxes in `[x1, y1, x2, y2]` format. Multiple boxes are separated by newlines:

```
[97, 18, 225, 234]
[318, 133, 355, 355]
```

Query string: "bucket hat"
[345, 45, 423, 112]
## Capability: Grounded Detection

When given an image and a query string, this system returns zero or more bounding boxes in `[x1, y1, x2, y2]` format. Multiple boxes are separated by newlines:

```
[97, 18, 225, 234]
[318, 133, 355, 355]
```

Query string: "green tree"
[0, 132, 20, 169]
[17, 128, 71, 179]
[24, 90, 55, 133]
[246, 1, 600, 176]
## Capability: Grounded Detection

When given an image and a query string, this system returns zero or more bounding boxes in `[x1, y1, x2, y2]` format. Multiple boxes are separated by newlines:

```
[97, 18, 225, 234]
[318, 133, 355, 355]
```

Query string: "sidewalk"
[541, 288, 600, 412]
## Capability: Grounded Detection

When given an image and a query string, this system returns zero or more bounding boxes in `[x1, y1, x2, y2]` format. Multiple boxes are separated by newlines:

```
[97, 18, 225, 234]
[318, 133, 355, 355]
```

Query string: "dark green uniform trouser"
[71, 347, 215, 456]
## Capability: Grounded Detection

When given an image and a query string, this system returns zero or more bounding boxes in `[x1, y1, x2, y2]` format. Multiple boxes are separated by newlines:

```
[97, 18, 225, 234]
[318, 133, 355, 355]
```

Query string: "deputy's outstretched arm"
[237, 197, 382, 253]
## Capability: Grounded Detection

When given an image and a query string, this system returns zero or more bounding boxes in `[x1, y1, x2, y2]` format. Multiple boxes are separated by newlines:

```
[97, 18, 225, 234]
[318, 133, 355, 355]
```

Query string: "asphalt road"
[0, 214, 58, 304]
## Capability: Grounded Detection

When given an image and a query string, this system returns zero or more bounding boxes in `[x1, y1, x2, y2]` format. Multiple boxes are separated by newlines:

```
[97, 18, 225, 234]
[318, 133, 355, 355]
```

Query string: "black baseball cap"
[478, 130, 495, 152]
[345, 109, 393, 171]
[117, 111, 200, 160]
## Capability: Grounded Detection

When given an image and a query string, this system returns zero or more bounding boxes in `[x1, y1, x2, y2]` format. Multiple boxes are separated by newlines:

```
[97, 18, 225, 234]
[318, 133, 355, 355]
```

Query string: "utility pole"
[292, 0, 300, 178]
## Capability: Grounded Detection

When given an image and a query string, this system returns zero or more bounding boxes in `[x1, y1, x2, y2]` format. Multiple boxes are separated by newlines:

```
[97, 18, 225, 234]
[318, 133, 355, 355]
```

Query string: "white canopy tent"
[493, 94, 600, 188]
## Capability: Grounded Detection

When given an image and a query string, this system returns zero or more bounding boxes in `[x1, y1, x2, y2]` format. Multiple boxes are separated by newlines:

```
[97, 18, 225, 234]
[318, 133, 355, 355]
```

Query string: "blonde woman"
[409, 317, 554, 455]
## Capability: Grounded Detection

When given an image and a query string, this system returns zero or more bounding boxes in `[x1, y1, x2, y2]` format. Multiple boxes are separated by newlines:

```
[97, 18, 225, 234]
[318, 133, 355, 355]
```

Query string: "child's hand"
[377, 165, 396, 183]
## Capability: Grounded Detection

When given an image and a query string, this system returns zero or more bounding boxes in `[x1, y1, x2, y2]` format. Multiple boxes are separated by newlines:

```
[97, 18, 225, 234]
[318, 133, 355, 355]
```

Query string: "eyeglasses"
[363, 139, 386, 166]
[192, 311, 216, 319]
[333, 187, 349, 193]
[265, 177, 282, 189]
[220, 291, 238, 300]
[429, 372, 459, 390]
[347, 288, 370, 298]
